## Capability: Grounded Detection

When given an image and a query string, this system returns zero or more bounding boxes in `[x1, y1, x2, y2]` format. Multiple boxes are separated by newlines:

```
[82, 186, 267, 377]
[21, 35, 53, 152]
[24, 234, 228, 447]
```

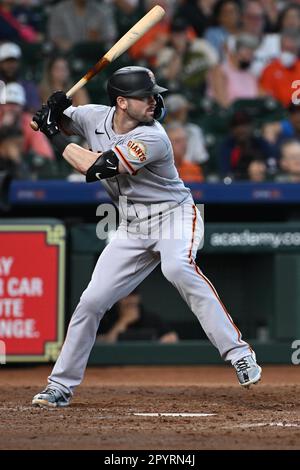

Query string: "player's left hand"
[47, 91, 72, 120]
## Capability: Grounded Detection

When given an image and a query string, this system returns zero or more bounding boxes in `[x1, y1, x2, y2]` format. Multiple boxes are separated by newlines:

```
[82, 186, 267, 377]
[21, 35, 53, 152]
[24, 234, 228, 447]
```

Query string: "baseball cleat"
[233, 354, 262, 388]
[32, 387, 70, 408]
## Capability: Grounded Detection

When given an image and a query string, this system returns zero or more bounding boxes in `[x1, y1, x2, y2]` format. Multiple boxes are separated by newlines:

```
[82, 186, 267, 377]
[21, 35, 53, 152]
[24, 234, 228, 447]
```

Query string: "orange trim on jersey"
[114, 146, 137, 175]
[188, 205, 244, 345]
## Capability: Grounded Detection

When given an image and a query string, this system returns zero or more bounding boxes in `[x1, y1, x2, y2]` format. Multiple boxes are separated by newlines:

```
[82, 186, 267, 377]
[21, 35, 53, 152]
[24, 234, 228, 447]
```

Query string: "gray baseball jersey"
[64, 105, 193, 219]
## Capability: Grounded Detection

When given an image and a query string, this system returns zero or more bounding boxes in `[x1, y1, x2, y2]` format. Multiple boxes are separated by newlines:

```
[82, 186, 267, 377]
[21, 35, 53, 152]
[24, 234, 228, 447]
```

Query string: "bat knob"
[30, 120, 39, 131]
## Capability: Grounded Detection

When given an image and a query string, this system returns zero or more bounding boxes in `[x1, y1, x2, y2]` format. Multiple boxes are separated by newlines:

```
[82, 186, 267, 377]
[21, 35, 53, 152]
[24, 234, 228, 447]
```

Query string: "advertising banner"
[0, 221, 65, 361]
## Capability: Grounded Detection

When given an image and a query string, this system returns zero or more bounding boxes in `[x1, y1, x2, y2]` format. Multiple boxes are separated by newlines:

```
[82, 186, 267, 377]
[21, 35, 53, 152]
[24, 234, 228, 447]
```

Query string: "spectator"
[164, 93, 209, 165]
[218, 111, 271, 180]
[112, 0, 140, 16]
[259, 0, 280, 32]
[166, 122, 204, 182]
[128, 0, 171, 67]
[247, 159, 267, 182]
[0, 42, 41, 112]
[277, 3, 300, 32]
[48, 0, 117, 52]
[0, 82, 54, 161]
[156, 17, 218, 96]
[174, 0, 217, 37]
[263, 103, 300, 151]
[0, 0, 41, 43]
[10, 0, 46, 36]
[111, 0, 144, 37]
[208, 33, 259, 108]
[278, 103, 300, 141]
[204, 0, 241, 60]
[276, 138, 300, 182]
[241, 0, 267, 36]
[39, 55, 89, 106]
[237, 0, 281, 77]
[98, 289, 179, 343]
[0, 126, 30, 179]
[259, 30, 300, 107]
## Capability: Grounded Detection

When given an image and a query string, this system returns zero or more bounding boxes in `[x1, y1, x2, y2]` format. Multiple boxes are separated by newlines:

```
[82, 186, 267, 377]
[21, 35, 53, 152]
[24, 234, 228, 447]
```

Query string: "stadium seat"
[231, 98, 287, 124]
[20, 43, 45, 82]
[68, 42, 106, 80]
[26, 152, 60, 180]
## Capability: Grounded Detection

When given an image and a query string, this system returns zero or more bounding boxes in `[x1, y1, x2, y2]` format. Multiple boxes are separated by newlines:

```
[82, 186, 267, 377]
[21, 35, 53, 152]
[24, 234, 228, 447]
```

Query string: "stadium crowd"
[1, 0, 300, 184]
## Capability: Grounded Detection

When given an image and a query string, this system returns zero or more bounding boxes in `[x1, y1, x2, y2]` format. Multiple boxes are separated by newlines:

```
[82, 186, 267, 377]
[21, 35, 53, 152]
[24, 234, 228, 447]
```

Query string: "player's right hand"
[47, 91, 72, 120]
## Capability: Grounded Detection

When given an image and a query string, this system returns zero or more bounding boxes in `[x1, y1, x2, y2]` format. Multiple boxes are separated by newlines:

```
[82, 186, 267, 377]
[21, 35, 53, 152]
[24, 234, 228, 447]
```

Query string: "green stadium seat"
[31, 5, 49, 34]
[20, 43, 45, 82]
[86, 78, 109, 105]
[26, 152, 60, 179]
[195, 108, 231, 135]
[231, 98, 287, 124]
[203, 132, 224, 175]
[68, 42, 106, 80]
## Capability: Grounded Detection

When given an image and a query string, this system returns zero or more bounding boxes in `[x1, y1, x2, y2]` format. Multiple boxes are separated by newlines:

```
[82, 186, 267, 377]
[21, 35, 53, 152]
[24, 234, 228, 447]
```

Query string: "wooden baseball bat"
[31, 5, 165, 130]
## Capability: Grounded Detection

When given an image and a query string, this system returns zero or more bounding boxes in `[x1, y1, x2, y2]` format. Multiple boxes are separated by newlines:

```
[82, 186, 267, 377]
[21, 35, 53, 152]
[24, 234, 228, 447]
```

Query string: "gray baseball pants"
[48, 203, 252, 395]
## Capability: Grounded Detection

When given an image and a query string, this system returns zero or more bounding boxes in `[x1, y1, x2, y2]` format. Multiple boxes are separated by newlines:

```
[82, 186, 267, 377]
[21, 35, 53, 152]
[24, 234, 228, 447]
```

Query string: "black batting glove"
[32, 104, 60, 138]
[32, 104, 49, 130]
[47, 91, 72, 120]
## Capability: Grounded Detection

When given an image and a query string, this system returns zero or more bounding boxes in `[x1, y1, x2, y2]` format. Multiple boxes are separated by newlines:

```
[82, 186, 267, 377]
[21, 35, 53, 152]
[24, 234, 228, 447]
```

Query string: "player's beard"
[126, 103, 155, 124]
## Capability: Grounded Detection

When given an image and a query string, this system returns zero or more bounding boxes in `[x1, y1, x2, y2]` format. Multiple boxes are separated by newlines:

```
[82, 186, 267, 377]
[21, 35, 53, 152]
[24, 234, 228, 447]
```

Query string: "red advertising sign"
[0, 222, 65, 361]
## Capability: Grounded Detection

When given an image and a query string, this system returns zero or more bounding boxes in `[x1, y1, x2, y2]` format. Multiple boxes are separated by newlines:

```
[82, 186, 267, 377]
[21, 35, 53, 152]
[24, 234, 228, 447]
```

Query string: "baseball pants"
[48, 203, 252, 395]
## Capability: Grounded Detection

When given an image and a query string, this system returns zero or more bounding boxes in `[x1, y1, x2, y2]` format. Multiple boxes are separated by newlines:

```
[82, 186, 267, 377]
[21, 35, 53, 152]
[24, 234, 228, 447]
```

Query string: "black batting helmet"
[107, 66, 168, 106]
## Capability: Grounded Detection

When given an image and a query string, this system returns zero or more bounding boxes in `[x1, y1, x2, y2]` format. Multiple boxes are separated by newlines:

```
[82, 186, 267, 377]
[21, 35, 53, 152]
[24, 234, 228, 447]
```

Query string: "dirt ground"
[0, 365, 299, 450]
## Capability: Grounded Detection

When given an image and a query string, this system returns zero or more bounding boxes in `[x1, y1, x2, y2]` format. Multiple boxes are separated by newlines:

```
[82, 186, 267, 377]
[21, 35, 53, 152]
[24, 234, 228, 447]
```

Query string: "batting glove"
[32, 104, 60, 139]
[47, 91, 72, 120]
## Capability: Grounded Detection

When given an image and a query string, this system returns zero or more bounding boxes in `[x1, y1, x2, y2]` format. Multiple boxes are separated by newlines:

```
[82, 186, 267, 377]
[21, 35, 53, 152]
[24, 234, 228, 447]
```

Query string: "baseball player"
[31, 66, 261, 408]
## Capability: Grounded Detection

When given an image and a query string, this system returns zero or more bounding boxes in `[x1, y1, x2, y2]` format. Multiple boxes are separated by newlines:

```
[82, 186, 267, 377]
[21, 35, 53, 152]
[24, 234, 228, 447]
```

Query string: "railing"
[9, 180, 300, 205]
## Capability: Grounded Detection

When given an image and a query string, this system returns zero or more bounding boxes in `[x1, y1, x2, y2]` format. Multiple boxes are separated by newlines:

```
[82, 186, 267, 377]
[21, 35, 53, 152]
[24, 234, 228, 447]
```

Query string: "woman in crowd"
[39, 55, 89, 106]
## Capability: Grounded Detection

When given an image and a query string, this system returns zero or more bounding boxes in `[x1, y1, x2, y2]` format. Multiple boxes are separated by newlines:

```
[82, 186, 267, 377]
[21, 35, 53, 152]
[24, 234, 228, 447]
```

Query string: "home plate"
[133, 413, 216, 417]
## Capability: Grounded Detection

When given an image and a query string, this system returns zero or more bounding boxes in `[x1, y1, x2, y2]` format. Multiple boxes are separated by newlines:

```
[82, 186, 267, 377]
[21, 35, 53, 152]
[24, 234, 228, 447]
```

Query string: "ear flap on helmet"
[154, 94, 166, 121]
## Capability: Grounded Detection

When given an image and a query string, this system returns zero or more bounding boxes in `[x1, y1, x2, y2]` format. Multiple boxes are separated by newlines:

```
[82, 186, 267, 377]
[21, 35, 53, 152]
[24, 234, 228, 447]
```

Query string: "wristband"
[49, 132, 69, 154]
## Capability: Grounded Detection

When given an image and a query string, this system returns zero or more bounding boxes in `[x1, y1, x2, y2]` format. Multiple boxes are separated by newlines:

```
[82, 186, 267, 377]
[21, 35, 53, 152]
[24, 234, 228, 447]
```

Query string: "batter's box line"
[230, 422, 300, 429]
[133, 412, 216, 417]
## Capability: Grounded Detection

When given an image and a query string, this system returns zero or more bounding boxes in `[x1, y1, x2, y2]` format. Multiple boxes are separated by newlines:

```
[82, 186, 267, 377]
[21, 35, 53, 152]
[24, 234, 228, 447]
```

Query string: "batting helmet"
[107, 66, 168, 105]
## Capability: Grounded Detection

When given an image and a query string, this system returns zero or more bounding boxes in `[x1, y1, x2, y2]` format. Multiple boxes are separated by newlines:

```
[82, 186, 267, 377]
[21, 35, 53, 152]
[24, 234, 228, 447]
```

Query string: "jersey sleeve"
[112, 132, 169, 175]
[63, 105, 96, 137]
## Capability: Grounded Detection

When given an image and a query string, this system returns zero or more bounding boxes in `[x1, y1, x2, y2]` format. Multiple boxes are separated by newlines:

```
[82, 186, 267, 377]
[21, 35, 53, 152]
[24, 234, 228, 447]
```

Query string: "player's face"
[125, 95, 156, 123]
